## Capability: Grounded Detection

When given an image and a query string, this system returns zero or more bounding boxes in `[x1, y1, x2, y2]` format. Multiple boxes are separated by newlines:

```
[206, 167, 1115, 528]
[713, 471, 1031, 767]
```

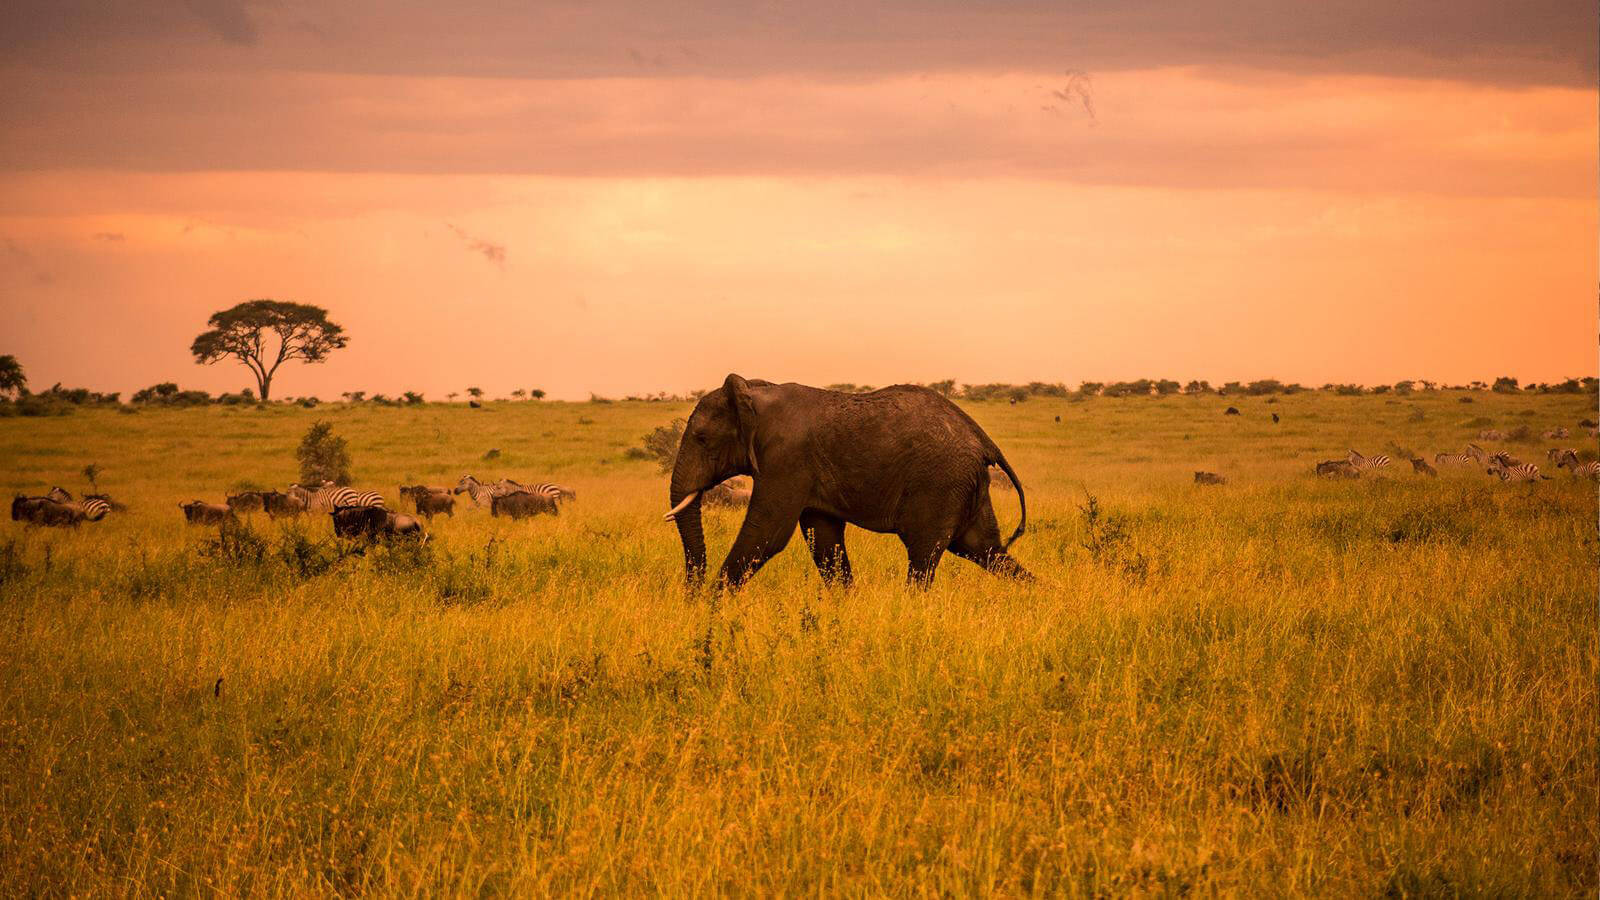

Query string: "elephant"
[664, 374, 1030, 590]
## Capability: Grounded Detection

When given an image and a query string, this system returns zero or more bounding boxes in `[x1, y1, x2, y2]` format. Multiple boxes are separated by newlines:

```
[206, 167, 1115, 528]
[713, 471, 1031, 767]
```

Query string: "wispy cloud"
[91, 231, 125, 242]
[181, 0, 259, 46]
[447, 223, 506, 267]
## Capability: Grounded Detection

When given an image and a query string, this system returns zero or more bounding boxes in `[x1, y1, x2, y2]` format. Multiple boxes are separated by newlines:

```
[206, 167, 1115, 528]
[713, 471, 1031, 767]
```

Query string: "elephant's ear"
[723, 373, 760, 475]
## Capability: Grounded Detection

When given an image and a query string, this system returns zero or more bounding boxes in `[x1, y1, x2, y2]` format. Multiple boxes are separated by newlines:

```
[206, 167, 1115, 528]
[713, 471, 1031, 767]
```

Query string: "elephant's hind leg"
[800, 510, 853, 587]
[949, 492, 1034, 581]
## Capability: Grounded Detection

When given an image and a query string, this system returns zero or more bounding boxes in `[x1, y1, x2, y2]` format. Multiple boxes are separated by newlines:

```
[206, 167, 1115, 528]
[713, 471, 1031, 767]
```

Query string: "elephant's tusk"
[663, 491, 700, 521]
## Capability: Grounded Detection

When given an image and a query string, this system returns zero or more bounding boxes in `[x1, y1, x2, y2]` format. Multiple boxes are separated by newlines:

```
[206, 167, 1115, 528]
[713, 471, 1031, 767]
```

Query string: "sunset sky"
[1, 1, 1594, 400]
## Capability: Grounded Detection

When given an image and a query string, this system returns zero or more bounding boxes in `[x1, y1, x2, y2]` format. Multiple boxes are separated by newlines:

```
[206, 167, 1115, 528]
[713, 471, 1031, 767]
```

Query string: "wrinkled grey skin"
[668, 374, 1029, 590]
[491, 491, 558, 519]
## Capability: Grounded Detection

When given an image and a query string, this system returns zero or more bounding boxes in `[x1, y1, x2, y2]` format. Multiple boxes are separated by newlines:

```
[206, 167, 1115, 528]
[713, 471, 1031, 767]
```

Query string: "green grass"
[1, 390, 1595, 895]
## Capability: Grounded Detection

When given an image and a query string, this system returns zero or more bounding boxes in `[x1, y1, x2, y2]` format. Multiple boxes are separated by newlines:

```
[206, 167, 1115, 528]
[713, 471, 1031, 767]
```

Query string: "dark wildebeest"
[258, 490, 307, 518]
[331, 505, 427, 541]
[1193, 471, 1227, 485]
[226, 491, 266, 514]
[1224, 407, 1241, 416]
[180, 501, 235, 526]
[1271, 413, 1280, 423]
[702, 479, 753, 508]
[490, 490, 558, 519]
[399, 485, 456, 519]
[1315, 460, 1359, 479]
[1409, 458, 1438, 477]
[12, 496, 84, 527]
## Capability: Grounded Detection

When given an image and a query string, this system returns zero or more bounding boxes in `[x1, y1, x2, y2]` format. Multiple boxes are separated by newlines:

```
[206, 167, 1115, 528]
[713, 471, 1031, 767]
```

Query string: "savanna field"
[1, 389, 1595, 896]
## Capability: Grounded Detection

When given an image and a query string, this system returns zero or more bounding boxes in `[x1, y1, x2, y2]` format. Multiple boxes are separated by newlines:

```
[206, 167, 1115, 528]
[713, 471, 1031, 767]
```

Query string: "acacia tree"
[0, 354, 26, 398]
[190, 300, 348, 402]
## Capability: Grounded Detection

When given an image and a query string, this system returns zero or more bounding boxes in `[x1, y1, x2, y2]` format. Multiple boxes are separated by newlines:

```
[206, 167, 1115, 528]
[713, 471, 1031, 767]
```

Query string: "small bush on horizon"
[296, 420, 352, 485]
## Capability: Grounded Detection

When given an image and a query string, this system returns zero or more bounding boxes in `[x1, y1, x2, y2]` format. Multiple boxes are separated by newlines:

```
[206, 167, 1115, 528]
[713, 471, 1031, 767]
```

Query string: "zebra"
[1486, 453, 1546, 483]
[454, 474, 515, 508]
[46, 487, 111, 521]
[1555, 449, 1600, 479]
[1347, 450, 1390, 475]
[1434, 451, 1476, 468]
[503, 479, 576, 503]
[1465, 443, 1489, 464]
[288, 481, 385, 513]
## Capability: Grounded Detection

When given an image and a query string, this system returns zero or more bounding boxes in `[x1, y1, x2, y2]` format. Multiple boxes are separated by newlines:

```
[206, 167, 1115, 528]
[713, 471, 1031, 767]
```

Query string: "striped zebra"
[1555, 449, 1600, 479]
[1346, 449, 1390, 475]
[45, 487, 111, 521]
[288, 481, 385, 512]
[454, 474, 516, 508]
[1487, 453, 1546, 483]
[1434, 450, 1477, 468]
[504, 479, 576, 503]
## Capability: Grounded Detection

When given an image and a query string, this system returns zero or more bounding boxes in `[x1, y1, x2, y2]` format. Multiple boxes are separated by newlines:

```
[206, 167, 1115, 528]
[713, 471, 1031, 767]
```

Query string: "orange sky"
[1, 1, 1594, 399]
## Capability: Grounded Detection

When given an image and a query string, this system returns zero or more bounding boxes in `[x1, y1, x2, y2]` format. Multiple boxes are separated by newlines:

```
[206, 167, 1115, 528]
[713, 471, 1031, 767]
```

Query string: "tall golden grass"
[1, 390, 1594, 895]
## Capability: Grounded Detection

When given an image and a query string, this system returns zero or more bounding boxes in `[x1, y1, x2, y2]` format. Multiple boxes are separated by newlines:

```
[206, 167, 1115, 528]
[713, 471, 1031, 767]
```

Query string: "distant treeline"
[2, 375, 1594, 417]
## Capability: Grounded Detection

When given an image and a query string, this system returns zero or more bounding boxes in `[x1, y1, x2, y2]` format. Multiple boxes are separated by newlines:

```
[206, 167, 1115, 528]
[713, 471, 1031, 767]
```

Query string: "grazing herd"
[1307, 440, 1600, 484]
[10, 487, 115, 527]
[9, 407, 1596, 538]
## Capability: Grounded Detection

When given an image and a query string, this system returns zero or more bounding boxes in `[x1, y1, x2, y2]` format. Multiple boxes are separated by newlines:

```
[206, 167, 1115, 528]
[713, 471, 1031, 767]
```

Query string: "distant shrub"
[403, 391, 424, 405]
[636, 419, 685, 474]
[1491, 376, 1520, 394]
[924, 379, 956, 397]
[296, 420, 352, 484]
[589, 394, 615, 404]
[1333, 384, 1364, 396]
[1077, 382, 1105, 397]
[1154, 379, 1181, 395]
[1244, 379, 1285, 396]
[1103, 380, 1154, 398]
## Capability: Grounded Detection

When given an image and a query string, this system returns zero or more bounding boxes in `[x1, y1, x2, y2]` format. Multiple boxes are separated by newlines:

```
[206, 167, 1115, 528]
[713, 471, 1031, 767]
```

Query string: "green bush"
[296, 420, 352, 484]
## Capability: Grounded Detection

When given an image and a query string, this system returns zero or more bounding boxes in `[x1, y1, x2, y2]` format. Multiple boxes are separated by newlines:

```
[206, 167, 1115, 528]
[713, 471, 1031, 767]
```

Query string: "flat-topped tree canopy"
[190, 300, 348, 402]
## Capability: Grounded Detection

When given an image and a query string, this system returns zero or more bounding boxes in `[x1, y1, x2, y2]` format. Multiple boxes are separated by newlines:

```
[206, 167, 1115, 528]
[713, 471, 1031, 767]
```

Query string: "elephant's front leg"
[718, 487, 805, 588]
[800, 510, 852, 587]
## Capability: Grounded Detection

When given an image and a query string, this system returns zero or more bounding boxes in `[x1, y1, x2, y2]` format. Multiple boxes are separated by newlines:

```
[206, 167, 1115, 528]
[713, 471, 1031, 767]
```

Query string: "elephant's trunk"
[669, 487, 707, 587]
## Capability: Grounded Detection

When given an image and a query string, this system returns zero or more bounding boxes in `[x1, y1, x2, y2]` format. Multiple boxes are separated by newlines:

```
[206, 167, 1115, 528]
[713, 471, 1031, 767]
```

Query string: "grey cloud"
[182, 0, 258, 46]
[0, 1, 1591, 86]
[448, 224, 506, 267]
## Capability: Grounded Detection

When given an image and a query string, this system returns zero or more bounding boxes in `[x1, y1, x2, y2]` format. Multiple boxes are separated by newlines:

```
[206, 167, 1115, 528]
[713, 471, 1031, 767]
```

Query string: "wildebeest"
[1271, 412, 1280, 423]
[180, 501, 235, 526]
[400, 485, 456, 519]
[258, 490, 307, 518]
[703, 479, 753, 507]
[331, 505, 427, 540]
[491, 490, 558, 519]
[1409, 458, 1438, 477]
[1224, 407, 1240, 416]
[12, 496, 85, 527]
[1315, 459, 1359, 479]
[1193, 471, 1227, 485]
[226, 491, 265, 514]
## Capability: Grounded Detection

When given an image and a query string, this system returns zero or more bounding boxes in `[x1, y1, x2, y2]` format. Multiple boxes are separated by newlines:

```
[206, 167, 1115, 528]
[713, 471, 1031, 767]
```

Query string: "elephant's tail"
[988, 447, 1027, 551]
